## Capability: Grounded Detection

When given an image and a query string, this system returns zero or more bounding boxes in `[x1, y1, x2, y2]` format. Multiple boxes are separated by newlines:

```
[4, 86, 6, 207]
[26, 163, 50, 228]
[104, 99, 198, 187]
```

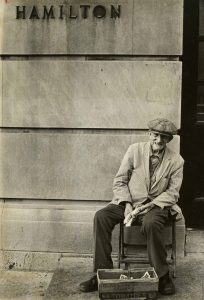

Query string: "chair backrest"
[123, 224, 173, 246]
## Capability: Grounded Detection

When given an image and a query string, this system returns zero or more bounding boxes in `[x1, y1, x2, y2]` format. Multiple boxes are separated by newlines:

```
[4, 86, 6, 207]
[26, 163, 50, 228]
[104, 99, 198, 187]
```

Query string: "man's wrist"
[125, 202, 133, 209]
[119, 201, 132, 207]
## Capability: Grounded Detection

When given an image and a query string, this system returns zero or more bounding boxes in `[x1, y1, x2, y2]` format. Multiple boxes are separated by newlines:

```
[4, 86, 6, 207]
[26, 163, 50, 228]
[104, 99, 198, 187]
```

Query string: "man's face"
[149, 131, 171, 152]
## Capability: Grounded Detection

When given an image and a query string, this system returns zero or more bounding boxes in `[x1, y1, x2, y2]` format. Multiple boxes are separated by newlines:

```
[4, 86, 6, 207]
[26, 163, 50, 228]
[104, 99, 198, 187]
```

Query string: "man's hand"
[123, 203, 133, 225]
[137, 202, 155, 215]
[124, 202, 155, 226]
[124, 202, 133, 218]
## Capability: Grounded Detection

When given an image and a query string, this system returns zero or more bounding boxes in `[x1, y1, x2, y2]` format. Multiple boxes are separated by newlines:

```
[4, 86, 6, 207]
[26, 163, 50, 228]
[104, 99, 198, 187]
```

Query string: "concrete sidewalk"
[0, 254, 203, 300]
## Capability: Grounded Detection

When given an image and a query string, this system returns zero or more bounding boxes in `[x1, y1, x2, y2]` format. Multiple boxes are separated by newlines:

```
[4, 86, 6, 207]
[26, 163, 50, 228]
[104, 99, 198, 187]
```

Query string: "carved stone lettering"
[42, 6, 55, 20]
[16, 6, 26, 19]
[111, 5, 121, 18]
[93, 5, 106, 18]
[29, 6, 40, 19]
[80, 5, 90, 18]
[69, 5, 77, 19]
[15, 5, 121, 20]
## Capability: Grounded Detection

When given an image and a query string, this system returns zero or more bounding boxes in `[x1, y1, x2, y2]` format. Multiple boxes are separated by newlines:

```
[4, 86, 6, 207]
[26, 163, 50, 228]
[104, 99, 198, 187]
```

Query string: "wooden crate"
[97, 267, 158, 300]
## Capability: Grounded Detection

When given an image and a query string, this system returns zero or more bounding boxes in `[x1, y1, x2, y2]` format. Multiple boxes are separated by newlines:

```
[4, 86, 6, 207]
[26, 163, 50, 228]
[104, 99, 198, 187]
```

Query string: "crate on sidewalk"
[97, 267, 158, 300]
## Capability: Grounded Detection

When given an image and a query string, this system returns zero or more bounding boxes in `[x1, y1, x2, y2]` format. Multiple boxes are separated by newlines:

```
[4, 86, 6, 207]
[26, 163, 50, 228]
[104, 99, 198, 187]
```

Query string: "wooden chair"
[118, 220, 176, 277]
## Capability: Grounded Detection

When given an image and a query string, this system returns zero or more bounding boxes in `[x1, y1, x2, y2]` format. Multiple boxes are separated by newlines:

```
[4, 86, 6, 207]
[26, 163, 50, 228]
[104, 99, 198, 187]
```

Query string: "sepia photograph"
[0, 0, 204, 299]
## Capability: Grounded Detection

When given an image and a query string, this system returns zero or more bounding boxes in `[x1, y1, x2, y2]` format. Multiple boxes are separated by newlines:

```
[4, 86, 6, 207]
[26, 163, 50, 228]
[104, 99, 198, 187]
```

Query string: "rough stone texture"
[0, 0, 133, 55]
[2, 61, 182, 128]
[0, 229, 201, 275]
[0, 60, 2, 127]
[0, 270, 53, 299]
[0, 254, 203, 300]
[0, 0, 183, 55]
[176, 219, 186, 257]
[1, 199, 185, 257]
[0, 201, 3, 251]
[0, 250, 61, 271]
[1, 199, 119, 253]
[185, 230, 204, 253]
[44, 255, 204, 300]
[132, 0, 183, 55]
[0, 133, 180, 199]
[3, 220, 94, 252]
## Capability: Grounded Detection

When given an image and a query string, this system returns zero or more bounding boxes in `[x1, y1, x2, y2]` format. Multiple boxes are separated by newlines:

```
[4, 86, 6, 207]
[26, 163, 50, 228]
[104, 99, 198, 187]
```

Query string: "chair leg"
[172, 221, 176, 278]
[121, 223, 124, 258]
[118, 222, 122, 268]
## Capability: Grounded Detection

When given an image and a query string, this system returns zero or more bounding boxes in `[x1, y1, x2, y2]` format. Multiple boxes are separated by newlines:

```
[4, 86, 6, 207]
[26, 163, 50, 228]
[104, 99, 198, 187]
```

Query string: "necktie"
[150, 155, 160, 185]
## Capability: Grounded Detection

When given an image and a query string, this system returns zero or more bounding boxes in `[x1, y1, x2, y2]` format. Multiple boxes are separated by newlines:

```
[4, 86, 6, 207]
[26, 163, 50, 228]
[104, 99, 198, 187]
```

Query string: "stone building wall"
[0, 0, 184, 269]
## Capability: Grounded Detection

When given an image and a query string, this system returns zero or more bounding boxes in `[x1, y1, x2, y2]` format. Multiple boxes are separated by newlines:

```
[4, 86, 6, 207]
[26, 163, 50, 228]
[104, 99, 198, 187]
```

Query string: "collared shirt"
[149, 146, 165, 188]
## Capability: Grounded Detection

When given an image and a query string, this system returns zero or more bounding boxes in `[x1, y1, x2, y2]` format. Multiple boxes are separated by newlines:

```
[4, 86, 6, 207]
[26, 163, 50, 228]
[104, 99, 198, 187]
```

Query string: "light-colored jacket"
[110, 142, 184, 216]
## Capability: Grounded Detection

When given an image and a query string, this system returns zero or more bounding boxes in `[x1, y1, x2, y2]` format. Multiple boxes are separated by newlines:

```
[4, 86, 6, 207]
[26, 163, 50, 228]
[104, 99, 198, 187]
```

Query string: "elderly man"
[79, 118, 184, 295]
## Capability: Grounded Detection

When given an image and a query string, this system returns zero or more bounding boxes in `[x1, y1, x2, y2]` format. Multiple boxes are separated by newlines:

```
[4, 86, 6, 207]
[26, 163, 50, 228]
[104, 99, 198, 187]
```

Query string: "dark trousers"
[93, 204, 170, 278]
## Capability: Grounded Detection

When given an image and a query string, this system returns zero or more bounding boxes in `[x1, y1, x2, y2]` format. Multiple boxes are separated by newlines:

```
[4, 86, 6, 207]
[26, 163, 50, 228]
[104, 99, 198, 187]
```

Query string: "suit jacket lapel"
[143, 142, 150, 191]
[151, 146, 171, 189]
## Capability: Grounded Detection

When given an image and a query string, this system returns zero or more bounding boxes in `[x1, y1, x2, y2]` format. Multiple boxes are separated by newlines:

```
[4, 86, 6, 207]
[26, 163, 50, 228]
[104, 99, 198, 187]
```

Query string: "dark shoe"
[159, 272, 175, 295]
[79, 274, 98, 292]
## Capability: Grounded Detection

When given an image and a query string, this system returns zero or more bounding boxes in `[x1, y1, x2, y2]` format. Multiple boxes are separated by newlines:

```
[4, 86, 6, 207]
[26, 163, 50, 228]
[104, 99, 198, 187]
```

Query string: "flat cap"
[147, 118, 177, 136]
